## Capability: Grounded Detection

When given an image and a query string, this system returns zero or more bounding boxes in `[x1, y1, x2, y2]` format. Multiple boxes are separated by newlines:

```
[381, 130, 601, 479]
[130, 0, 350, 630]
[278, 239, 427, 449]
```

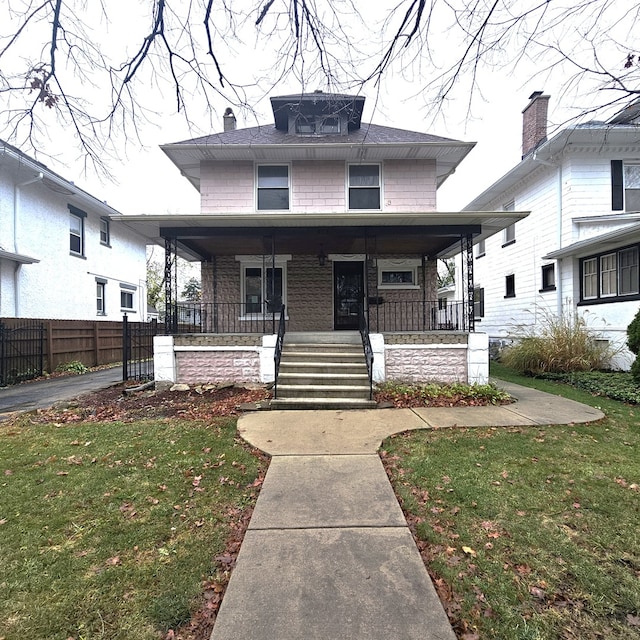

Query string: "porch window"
[242, 266, 285, 314]
[377, 259, 420, 289]
[257, 165, 289, 210]
[620, 247, 639, 295]
[580, 246, 640, 302]
[600, 253, 617, 297]
[348, 164, 380, 210]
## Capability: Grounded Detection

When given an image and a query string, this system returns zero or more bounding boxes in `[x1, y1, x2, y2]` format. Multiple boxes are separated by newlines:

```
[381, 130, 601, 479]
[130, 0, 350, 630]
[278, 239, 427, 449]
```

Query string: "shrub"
[501, 309, 615, 375]
[626, 307, 640, 382]
[55, 360, 88, 375]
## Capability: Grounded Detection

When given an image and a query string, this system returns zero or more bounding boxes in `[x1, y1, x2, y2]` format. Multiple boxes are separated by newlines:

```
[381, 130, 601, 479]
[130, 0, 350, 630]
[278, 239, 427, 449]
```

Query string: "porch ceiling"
[116, 212, 528, 261]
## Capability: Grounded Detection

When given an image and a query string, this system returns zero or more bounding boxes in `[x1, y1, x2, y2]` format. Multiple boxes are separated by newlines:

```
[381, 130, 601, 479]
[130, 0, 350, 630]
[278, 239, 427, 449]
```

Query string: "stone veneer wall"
[383, 332, 469, 383]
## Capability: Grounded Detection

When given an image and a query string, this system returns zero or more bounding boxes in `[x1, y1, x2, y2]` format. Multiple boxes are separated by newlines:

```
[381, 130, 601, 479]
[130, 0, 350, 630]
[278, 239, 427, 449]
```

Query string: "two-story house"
[121, 91, 526, 401]
[461, 93, 640, 370]
[0, 140, 149, 320]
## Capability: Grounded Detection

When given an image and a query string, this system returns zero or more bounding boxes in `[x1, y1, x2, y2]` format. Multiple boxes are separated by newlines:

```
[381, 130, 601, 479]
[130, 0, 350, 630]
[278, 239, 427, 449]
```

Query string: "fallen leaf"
[462, 546, 477, 557]
[105, 556, 121, 566]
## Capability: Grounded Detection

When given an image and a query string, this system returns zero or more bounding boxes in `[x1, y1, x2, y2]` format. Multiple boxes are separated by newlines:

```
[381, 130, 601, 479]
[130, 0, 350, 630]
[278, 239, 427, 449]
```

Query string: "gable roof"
[162, 122, 475, 191]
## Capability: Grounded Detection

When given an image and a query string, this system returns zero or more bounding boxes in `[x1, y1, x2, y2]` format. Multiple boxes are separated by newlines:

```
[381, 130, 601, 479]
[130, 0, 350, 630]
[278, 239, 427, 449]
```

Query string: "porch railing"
[163, 300, 467, 334]
[368, 300, 468, 333]
[359, 308, 374, 400]
[273, 305, 286, 398]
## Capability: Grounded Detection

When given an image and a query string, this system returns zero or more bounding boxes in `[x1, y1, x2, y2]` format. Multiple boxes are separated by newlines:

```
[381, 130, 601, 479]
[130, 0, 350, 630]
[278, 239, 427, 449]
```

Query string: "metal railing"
[368, 300, 467, 333]
[273, 305, 286, 398]
[122, 317, 159, 381]
[0, 320, 44, 386]
[166, 302, 284, 334]
[359, 308, 374, 400]
[163, 300, 467, 335]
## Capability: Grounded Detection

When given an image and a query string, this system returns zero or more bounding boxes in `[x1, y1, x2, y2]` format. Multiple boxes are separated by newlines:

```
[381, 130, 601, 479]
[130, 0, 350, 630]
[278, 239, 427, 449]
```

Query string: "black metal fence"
[165, 300, 468, 334]
[122, 317, 159, 382]
[0, 320, 45, 386]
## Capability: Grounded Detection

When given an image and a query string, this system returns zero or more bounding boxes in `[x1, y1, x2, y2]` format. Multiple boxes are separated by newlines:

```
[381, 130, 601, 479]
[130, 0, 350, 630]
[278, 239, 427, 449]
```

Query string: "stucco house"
[120, 91, 526, 407]
[0, 140, 148, 321]
[460, 92, 640, 370]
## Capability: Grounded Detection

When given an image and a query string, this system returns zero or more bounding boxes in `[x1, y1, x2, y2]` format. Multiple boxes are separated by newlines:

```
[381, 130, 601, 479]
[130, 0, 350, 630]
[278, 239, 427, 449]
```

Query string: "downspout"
[13, 172, 44, 316]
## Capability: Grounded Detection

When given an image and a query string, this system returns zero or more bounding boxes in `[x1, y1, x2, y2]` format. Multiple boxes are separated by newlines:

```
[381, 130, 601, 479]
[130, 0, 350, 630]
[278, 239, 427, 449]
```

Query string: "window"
[476, 239, 486, 258]
[120, 285, 136, 311]
[377, 259, 420, 289]
[348, 164, 380, 210]
[96, 280, 106, 315]
[540, 264, 555, 291]
[294, 116, 341, 135]
[100, 218, 110, 246]
[69, 206, 86, 256]
[257, 165, 289, 210]
[624, 164, 640, 211]
[583, 258, 598, 299]
[502, 224, 515, 246]
[505, 274, 515, 298]
[600, 253, 617, 297]
[474, 287, 485, 318]
[619, 247, 639, 295]
[580, 245, 640, 302]
[243, 266, 283, 314]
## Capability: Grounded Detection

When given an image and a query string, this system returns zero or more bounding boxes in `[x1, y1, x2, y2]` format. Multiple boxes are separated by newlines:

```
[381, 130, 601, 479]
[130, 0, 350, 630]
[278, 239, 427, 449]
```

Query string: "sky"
[1, 1, 635, 216]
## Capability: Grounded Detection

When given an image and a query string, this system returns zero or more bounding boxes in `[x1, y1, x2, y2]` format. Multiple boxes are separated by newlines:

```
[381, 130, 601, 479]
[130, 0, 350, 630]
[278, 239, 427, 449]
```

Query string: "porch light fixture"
[317, 247, 327, 266]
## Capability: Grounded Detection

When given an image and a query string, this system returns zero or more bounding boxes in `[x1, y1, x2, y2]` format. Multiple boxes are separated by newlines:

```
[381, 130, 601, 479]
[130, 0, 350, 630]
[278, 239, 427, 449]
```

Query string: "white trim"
[328, 253, 365, 262]
[384, 343, 468, 350]
[174, 346, 261, 352]
[235, 254, 292, 264]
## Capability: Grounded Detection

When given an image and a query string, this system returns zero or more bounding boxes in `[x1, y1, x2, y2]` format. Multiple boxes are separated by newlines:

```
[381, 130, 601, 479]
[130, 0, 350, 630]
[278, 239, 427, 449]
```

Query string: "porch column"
[164, 237, 178, 331]
[462, 234, 475, 332]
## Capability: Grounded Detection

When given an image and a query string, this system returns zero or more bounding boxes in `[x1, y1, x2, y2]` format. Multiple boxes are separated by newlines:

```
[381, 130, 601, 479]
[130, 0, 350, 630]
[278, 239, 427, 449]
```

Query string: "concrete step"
[277, 372, 370, 386]
[285, 331, 361, 345]
[270, 397, 378, 410]
[276, 384, 371, 399]
[283, 347, 364, 359]
[281, 352, 364, 364]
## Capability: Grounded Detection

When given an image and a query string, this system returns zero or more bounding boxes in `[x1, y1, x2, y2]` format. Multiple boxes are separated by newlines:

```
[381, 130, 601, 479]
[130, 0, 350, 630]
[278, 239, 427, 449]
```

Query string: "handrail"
[359, 308, 374, 400]
[273, 304, 286, 398]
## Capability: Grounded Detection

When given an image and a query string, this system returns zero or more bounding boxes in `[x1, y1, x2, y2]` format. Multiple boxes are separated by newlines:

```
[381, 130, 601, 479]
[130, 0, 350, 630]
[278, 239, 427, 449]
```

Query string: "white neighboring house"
[0, 140, 148, 320]
[459, 92, 640, 370]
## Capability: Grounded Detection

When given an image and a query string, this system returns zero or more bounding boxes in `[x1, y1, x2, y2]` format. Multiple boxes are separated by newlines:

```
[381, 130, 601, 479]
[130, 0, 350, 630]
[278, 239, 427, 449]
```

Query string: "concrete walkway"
[212, 382, 604, 640]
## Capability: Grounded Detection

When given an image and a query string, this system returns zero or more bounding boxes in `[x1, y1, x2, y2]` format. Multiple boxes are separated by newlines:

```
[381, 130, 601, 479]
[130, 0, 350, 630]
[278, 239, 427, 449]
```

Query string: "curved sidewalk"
[211, 382, 604, 640]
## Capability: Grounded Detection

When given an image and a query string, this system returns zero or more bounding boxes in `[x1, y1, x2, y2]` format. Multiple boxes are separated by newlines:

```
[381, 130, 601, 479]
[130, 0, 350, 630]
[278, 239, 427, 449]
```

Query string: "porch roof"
[117, 211, 527, 261]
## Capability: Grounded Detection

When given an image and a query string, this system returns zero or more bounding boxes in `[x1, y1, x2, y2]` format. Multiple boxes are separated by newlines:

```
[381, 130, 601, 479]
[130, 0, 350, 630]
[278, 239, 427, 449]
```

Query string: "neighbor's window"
[624, 163, 640, 212]
[580, 245, 640, 302]
[503, 224, 515, 246]
[69, 207, 86, 256]
[505, 274, 515, 298]
[257, 165, 289, 210]
[476, 239, 486, 258]
[100, 218, 110, 246]
[96, 281, 106, 315]
[348, 164, 380, 210]
[582, 257, 598, 299]
[541, 264, 555, 291]
[120, 285, 136, 311]
[474, 287, 485, 318]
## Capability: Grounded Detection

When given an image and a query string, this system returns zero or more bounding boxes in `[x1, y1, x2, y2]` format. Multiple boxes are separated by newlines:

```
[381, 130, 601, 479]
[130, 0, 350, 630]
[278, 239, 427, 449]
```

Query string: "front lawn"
[0, 387, 268, 640]
[382, 364, 640, 639]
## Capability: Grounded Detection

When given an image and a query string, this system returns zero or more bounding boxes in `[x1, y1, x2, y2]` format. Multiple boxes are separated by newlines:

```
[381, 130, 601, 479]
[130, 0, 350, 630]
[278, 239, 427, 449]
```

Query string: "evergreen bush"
[627, 307, 640, 382]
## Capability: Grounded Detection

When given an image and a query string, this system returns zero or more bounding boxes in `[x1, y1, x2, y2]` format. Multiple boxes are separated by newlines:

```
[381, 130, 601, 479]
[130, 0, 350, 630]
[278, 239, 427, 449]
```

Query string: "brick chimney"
[522, 91, 550, 157]
[223, 107, 236, 132]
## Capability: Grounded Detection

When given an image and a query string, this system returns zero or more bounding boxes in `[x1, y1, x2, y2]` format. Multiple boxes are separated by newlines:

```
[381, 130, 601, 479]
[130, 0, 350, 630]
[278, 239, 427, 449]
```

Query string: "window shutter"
[611, 160, 624, 211]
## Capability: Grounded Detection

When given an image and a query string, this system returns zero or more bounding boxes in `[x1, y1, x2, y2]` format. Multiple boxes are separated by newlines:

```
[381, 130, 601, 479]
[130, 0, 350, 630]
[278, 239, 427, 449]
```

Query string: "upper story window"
[257, 165, 289, 210]
[100, 218, 110, 246]
[294, 116, 341, 135]
[348, 164, 380, 210]
[612, 161, 640, 212]
[580, 245, 639, 303]
[69, 206, 86, 257]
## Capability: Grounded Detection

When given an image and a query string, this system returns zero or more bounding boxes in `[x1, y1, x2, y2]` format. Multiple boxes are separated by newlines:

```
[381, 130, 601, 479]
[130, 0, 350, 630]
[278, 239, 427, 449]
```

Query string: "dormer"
[270, 91, 366, 136]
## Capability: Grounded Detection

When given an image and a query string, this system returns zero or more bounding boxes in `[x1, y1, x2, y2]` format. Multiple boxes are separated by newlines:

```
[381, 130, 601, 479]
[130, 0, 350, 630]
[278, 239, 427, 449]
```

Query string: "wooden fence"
[0, 317, 151, 373]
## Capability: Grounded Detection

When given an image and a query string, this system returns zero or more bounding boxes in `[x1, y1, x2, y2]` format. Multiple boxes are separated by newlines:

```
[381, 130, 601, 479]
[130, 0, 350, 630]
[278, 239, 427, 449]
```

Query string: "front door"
[334, 261, 364, 330]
